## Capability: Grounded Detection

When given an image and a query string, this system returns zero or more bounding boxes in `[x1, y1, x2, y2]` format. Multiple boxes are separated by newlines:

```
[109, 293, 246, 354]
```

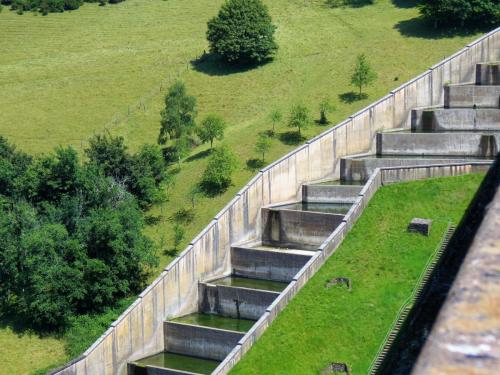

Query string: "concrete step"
[302, 183, 362, 203]
[199, 280, 280, 320]
[411, 108, 500, 131]
[444, 83, 499, 108]
[231, 245, 312, 282]
[341, 155, 493, 181]
[128, 351, 220, 375]
[476, 62, 499, 85]
[261, 206, 344, 250]
[376, 131, 499, 157]
[165, 314, 248, 361]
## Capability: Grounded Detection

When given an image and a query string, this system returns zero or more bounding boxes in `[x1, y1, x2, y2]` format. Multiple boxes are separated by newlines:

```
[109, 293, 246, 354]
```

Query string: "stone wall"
[51, 27, 500, 375]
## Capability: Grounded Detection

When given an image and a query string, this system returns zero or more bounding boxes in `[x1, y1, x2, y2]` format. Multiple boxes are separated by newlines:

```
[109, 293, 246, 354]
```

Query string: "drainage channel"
[129, 352, 220, 375]
[209, 275, 289, 292]
[273, 202, 353, 214]
[171, 312, 256, 333]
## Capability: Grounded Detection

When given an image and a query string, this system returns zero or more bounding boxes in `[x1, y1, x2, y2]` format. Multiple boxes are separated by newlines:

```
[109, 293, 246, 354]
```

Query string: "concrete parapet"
[231, 246, 312, 282]
[302, 184, 362, 203]
[412, 108, 500, 131]
[128, 364, 197, 375]
[377, 132, 500, 157]
[198, 283, 279, 320]
[444, 83, 500, 108]
[476, 62, 500, 85]
[261, 208, 344, 249]
[164, 322, 244, 361]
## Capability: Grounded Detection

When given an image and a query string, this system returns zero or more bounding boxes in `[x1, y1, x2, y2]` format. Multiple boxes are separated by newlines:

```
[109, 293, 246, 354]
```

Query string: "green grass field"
[0, 0, 486, 373]
[230, 173, 484, 374]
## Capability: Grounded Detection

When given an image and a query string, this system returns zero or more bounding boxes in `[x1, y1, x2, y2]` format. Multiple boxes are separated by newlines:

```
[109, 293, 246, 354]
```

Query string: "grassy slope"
[230, 173, 484, 375]
[0, 0, 485, 373]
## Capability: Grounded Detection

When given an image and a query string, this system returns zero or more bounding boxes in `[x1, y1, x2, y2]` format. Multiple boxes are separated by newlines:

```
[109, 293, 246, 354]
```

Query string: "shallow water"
[276, 202, 352, 214]
[210, 275, 288, 292]
[172, 312, 256, 332]
[133, 351, 220, 374]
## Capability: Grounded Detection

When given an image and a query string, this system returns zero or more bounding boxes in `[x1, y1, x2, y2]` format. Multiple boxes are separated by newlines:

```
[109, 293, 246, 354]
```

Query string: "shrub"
[206, 0, 278, 64]
[288, 104, 310, 137]
[196, 114, 226, 150]
[255, 133, 272, 162]
[350, 53, 377, 95]
[201, 145, 239, 194]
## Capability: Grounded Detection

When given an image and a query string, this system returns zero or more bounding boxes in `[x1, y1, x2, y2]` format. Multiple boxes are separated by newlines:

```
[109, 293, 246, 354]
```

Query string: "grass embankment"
[0, 0, 484, 373]
[231, 174, 484, 375]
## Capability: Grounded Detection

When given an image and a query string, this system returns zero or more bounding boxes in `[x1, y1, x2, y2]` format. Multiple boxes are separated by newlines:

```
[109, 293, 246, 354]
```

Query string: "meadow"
[0, 0, 484, 373]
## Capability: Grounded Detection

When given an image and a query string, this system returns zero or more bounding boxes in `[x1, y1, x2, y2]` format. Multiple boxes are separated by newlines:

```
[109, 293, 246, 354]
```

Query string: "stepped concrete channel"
[51, 29, 500, 375]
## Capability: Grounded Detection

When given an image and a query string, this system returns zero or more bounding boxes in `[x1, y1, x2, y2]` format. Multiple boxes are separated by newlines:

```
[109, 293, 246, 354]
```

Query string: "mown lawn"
[0, 0, 486, 373]
[230, 174, 484, 375]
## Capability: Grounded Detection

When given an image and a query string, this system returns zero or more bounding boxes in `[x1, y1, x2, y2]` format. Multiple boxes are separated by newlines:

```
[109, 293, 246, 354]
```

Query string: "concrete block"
[444, 83, 500, 108]
[198, 283, 279, 320]
[411, 108, 500, 131]
[408, 218, 432, 236]
[164, 322, 243, 361]
[302, 184, 362, 203]
[231, 246, 311, 282]
[476, 62, 500, 85]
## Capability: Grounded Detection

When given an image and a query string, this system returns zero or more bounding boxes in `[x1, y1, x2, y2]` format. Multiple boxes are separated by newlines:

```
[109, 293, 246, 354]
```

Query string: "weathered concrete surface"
[302, 184, 362, 203]
[377, 132, 500, 157]
[412, 183, 500, 375]
[128, 363, 196, 375]
[476, 62, 500, 85]
[408, 218, 432, 236]
[341, 156, 489, 181]
[444, 83, 500, 108]
[164, 322, 244, 361]
[261, 208, 344, 249]
[412, 108, 500, 131]
[198, 283, 279, 320]
[231, 246, 311, 282]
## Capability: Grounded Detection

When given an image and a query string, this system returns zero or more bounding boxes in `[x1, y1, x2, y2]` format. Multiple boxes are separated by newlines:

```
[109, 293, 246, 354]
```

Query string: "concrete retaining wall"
[261, 208, 344, 249]
[377, 132, 500, 157]
[302, 184, 362, 203]
[476, 62, 500, 85]
[411, 108, 500, 131]
[51, 28, 500, 375]
[444, 83, 500, 108]
[198, 283, 279, 320]
[164, 322, 244, 361]
[231, 246, 312, 282]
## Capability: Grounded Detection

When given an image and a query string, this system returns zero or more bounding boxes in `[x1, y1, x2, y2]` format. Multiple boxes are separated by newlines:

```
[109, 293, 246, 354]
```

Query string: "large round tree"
[206, 0, 278, 64]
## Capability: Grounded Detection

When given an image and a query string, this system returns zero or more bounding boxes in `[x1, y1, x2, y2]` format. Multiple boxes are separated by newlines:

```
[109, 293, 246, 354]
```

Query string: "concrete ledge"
[198, 283, 279, 320]
[476, 62, 500, 85]
[128, 363, 199, 375]
[164, 322, 244, 361]
[444, 83, 500, 108]
[302, 184, 362, 203]
[412, 108, 500, 131]
[231, 246, 312, 282]
[377, 132, 499, 157]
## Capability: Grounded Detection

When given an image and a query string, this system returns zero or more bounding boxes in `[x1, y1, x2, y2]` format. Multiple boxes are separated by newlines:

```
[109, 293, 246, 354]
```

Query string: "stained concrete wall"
[231, 246, 312, 282]
[476, 62, 500, 85]
[51, 28, 500, 375]
[412, 108, 500, 131]
[164, 322, 244, 361]
[377, 132, 499, 157]
[302, 184, 362, 203]
[261, 208, 344, 249]
[198, 283, 279, 320]
[444, 83, 500, 108]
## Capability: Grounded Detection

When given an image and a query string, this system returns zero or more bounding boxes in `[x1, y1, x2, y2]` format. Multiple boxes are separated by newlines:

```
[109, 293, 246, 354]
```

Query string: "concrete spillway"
[51, 29, 500, 375]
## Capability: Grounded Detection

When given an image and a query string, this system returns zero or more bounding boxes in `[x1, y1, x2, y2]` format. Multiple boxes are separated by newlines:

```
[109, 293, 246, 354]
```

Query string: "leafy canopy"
[255, 133, 272, 162]
[288, 104, 311, 137]
[201, 145, 239, 194]
[350, 53, 377, 95]
[196, 114, 226, 149]
[207, 0, 278, 64]
[419, 0, 499, 28]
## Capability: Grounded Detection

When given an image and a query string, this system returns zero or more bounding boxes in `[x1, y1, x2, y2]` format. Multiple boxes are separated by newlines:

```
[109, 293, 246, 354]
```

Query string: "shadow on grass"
[0, 314, 62, 337]
[144, 214, 162, 226]
[246, 158, 265, 171]
[190, 53, 272, 77]
[394, 17, 489, 39]
[279, 131, 305, 146]
[339, 92, 368, 104]
[185, 149, 211, 162]
[391, 0, 418, 8]
[200, 181, 230, 197]
[170, 208, 195, 224]
[326, 0, 374, 8]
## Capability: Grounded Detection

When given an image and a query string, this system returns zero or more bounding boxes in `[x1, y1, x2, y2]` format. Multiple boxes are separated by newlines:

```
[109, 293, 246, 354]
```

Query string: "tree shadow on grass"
[0, 314, 61, 337]
[279, 131, 305, 146]
[200, 181, 230, 198]
[190, 53, 271, 77]
[246, 158, 265, 171]
[391, 0, 418, 8]
[339, 92, 368, 104]
[185, 149, 211, 163]
[394, 17, 489, 39]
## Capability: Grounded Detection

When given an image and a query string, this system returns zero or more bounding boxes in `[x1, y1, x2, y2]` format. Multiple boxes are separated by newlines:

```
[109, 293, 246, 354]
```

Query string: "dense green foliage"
[351, 53, 377, 95]
[231, 174, 484, 374]
[0, 0, 125, 15]
[419, 0, 499, 28]
[0, 135, 163, 330]
[196, 114, 226, 150]
[207, 0, 278, 63]
[201, 145, 239, 194]
[288, 104, 311, 137]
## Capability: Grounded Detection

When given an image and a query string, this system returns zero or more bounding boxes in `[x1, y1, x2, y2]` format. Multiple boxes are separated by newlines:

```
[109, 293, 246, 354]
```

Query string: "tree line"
[0, 134, 167, 330]
[0, 0, 125, 15]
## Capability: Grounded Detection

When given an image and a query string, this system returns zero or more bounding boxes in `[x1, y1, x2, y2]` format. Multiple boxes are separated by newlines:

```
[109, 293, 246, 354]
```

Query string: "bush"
[0, 135, 159, 330]
[201, 145, 239, 194]
[0, 0, 126, 15]
[206, 0, 278, 64]
[419, 0, 499, 28]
